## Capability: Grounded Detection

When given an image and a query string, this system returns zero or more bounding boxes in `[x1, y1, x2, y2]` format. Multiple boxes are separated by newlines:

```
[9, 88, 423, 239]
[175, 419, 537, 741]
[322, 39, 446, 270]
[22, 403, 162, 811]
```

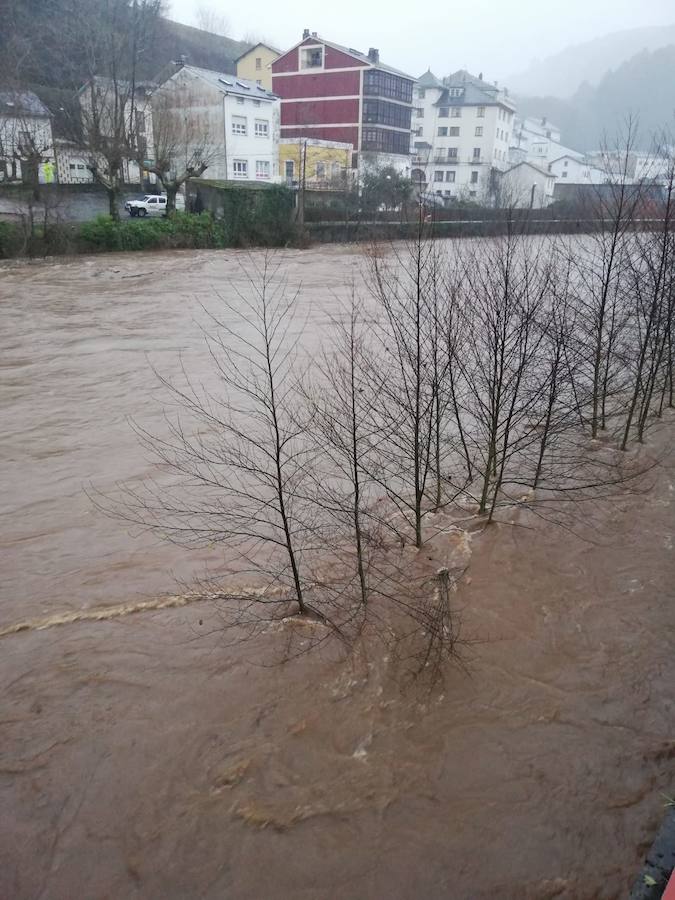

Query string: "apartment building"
[412, 69, 515, 201]
[272, 31, 414, 176]
[510, 115, 582, 169]
[158, 65, 280, 183]
[0, 90, 55, 184]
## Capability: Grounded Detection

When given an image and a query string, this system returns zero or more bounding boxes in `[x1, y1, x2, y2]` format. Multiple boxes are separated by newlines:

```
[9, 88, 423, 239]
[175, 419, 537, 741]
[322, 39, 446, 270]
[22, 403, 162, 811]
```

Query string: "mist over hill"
[515, 43, 675, 152]
[507, 24, 675, 99]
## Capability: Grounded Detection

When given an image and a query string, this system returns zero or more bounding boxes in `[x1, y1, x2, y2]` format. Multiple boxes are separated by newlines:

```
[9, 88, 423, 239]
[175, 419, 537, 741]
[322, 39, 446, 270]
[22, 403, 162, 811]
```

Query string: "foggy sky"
[166, 0, 672, 83]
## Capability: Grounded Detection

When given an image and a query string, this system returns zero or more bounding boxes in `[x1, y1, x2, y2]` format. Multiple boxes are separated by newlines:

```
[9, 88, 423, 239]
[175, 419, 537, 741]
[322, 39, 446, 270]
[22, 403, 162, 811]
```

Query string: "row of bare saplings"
[115, 177, 675, 675]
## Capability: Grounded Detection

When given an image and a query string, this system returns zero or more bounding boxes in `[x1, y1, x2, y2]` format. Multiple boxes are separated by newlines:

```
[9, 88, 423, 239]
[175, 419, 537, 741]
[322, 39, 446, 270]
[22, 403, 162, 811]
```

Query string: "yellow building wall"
[278, 142, 353, 185]
[236, 46, 279, 92]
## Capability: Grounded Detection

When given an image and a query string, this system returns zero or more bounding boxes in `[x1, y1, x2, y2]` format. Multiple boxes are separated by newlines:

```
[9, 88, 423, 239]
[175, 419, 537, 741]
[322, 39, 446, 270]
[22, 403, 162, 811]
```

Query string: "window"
[438, 127, 448, 137]
[451, 107, 461, 117]
[446, 171, 455, 182]
[69, 163, 76, 170]
[363, 69, 413, 103]
[475, 126, 483, 137]
[364, 99, 412, 129]
[285, 159, 294, 179]
[253, 99, 261, 107]
[477, 106, 485, 117]
[469, 190, 476, 197]
[135, 111, 146, 135]
[562, 171, 568, 178]
[255, 57, 262, 70]
[417, 88, 425, 99]
[470, 170, 478, 184]
[77, 163, 85, 170]
[564, 160, 568, 167]
[439, 107, 449, 117]
[449, 126, 460, 137]
[236, 97, 245, 105]
[254, 119, 269, 137]
[473, 148, 481, 159]
[316, 162, 326, 179]
[415, 107, 424, 117]
[256, 160, 270, 179]
[361, 127, 411, 154]
[233, 159, 248, 178]
[158, 197, 166, 205]
[447, 147, 458, 159]
[301, 46, 323, 68]
[449, 87, 464, 98]
[415, 126, 423, 136]
[232, 116, 247, 135]
[148, 197, 157, 204]
[434, 170, 444, 182]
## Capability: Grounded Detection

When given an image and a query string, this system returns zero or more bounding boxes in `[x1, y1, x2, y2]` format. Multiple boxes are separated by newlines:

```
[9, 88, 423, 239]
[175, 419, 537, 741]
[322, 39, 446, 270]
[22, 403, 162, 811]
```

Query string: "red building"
[272, 31, 414, 170]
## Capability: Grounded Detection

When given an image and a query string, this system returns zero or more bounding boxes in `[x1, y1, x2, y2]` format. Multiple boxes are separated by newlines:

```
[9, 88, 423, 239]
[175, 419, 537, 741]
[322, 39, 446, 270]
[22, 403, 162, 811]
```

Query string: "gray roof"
[417, 69, 443, 89]
[431, 69, 514, 108]
[0, 90, 51, 118]
[179, 65, 277, 100]
[233, 42, 281, 63]
[503, 160, 554, 178]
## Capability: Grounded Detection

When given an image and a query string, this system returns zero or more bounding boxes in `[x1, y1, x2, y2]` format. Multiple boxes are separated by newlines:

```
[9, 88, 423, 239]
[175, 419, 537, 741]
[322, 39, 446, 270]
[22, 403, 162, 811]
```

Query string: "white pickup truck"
[124, 193, 185, 217]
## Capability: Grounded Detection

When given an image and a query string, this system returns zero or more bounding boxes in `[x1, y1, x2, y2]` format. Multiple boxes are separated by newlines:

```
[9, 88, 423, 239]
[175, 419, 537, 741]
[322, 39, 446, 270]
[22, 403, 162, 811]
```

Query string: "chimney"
[302, 28, 310, 39]
[311, 31, 318, 37]
[368, 47, 380, 64]
[478, 71, 483, 81]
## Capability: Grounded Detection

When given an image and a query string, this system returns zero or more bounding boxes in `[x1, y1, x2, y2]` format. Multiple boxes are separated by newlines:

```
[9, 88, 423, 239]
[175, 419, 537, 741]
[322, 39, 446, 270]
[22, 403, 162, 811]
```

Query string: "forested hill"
[507, 24, 675, 98]
[0, 0, 250, 88]
[516, 44, 675, 152]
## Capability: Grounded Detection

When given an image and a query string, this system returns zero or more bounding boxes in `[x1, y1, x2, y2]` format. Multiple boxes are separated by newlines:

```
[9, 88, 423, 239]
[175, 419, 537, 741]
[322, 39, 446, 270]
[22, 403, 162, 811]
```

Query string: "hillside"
[516, 44, 675, 152]
[507, 24, 675, 99]
[0, 1, 251, 89]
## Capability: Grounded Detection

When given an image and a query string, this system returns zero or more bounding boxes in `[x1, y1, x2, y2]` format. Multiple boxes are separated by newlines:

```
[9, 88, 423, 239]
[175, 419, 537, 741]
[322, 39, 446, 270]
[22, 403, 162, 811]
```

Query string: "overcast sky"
[166, 0, 672, 82]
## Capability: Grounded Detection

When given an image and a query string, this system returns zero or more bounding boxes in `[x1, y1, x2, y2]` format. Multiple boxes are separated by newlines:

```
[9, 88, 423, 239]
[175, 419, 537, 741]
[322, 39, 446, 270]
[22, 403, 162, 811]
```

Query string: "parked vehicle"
[124, 193, 185, 217]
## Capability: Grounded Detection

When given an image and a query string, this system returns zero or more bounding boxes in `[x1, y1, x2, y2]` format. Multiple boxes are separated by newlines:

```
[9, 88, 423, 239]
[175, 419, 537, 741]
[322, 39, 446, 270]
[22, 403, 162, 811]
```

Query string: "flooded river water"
[1, 246, 674, 899]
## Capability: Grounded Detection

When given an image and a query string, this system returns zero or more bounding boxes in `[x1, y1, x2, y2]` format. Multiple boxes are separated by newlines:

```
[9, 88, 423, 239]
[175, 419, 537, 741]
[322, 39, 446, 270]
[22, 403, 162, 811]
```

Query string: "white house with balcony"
[509, 115, 582, 170]
[411, 69, 516, 203]
[157, 65, 280, 183]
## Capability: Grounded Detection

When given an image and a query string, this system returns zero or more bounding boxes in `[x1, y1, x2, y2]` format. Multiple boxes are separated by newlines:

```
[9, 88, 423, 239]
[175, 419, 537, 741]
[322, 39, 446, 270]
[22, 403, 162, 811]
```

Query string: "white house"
[0, 91, 56, 184]
[510, 115, 582, 169]
[548, 154, 607, 185]
[75, 76, 156, 186]
[157, 65, 280, 183]
[499, 160, 556, 208]
[412, 69, 516, 203]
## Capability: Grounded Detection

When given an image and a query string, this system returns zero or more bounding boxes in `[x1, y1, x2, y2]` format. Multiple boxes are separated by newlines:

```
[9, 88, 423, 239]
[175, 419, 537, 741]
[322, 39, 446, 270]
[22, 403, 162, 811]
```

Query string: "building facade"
[271, 31, 414, 176]
[499, 160, 556, 207]
[412, 69, 515, 203]
[235, 43, 280, 92]
[0, 91, 55, 184]
[279, 137, 354, 188]
[158, 65, 280, 183]
[510, 115, 582, 170]
[548, 154, 606, 186]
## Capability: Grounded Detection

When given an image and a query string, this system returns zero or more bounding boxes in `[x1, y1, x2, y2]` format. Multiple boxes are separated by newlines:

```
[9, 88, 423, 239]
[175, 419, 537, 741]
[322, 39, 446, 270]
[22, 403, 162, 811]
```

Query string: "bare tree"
[64, 0, 161, 219]
[145, 77, 220, 213]
[194, 5, 231, 36]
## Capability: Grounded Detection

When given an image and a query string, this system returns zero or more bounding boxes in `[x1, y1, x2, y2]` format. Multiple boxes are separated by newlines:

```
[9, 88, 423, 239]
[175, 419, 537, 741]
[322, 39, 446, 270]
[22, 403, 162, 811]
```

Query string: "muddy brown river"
[1, 246, 674, 899]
